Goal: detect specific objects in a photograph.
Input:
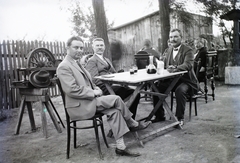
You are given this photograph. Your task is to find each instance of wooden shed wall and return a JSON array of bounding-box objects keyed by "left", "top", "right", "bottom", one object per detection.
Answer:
[{"left": 109, "top": 11, "right": 212, "bottom": 70}]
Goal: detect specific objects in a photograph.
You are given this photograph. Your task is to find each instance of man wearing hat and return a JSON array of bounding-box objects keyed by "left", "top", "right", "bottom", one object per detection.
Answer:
[{"left": 57, "top": 36, "right": 151, "bottom": 157}]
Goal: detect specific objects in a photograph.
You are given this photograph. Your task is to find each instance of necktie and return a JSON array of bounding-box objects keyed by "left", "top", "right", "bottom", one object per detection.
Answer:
[{"left": 76, "top": 61, "right": 94, "bottom": 89}]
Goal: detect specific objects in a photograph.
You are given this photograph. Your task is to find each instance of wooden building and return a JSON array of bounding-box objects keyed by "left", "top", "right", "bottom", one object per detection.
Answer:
[{"left": 108, "top": 10, "right": 212, "bottom": 70}]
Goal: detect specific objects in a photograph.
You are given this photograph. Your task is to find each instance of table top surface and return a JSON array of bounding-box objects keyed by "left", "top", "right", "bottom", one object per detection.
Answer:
[{"left": 95, "top": 69, "right": 187, "bottom": 84}]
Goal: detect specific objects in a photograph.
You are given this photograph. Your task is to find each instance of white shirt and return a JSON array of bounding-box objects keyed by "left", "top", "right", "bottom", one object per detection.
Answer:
[
  {"left": 194, "top": 51, "right": 198, "bottom": 59},
  {"left": 172, "top": 45, "right": 181, "bottom": 60}
]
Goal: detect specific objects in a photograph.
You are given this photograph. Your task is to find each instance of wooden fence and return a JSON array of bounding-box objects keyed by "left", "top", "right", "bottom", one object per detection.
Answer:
[{"left": 0, "top": 40, "right": 92, "bottom": 110}]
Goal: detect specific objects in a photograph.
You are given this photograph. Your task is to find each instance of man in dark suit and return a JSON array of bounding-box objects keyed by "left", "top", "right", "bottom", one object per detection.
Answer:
[
  {"left": 85, "top": 38, "right": 140, "bottom": 119},
  {"left": 57, "top": 36, "right": 150, "bottom": 157},
  {"left": 140, "top": 39, "right": 160, "bottom": 60},
  {"left": 152, "top": 29, "right": 199, "bottom": 126}
]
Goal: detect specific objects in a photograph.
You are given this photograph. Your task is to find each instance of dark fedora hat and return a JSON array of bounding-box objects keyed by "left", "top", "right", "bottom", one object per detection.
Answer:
[{"left": 29, "top": 70, "right": 51, "bottom": 88}]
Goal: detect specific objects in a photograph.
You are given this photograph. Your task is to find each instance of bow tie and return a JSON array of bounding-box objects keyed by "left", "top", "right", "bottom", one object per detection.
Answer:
[{"left": 173, "top": 48, "right": 178, "bottom": 51}]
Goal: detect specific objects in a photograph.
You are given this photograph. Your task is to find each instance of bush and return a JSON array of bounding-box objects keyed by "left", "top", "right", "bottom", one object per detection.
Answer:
[{"left": 227, "top": 49, "right": 240, "bottom": 66}]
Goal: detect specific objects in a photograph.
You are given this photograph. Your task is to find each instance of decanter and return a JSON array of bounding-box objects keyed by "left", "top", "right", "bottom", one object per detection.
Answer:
[{"left": 147, "top": 55, "right": 156, "bottom": 74}]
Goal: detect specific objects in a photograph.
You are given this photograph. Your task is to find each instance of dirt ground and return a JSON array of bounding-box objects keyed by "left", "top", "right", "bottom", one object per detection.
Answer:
[{"left": 1, "top": 81, "right": 240, "bottom": 163}]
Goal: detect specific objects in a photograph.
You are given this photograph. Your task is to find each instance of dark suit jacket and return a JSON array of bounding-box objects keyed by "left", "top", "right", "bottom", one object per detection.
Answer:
[
  {"left": 164, "top": 44, "right": 199, "bottom": 91},
  {"left": 194, "top": 47, "right": 207, "bottom": 72},
  {"left": 141, "top": 47, "right": 160, "bottom": 60}
]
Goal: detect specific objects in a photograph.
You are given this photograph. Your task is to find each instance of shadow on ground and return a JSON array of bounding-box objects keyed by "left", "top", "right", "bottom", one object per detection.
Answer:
[{"left": 1, "top": 81, "right": 240, "bottom": 163}]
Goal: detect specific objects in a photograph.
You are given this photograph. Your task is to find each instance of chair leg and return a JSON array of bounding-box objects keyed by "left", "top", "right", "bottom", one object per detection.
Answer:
[
  {"left": 189, "top": 98, "right": 192, "bottom": 121},
  {"left": 170, "top": 92, "right": 174, "bottom": 120},
  {"left": 194, "top": 98, "right": 198, "bottom": 116},
  {"left": 171, "top": 92, "right": 174, "bottom": 112},
  {"left": 144, "top": 85, "right": 148, "bottom": 101},
  {"left": 93, "top": 118, "right": 103, "bottom": 159},
  {"left": 99, "top": 117, "right": 109, "bottom": 148},
  {"left": 211, "top": 79, "right": 215, "bottom": 101},
  {"left": 49, "top": 99, "right": 65, "bottom": 128},
  {"left": 73, "top": 121, "right": 77, "bottom": 148},
  {"left": 66, "top": 124, "right": 71, "bottom": 159},
  {"left": 204, "top": 79, "right": 208, "bottom": 103}
]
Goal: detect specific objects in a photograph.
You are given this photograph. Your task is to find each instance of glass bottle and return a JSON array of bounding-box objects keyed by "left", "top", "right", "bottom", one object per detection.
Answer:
[{"left": 157, "top": 54, "right": 164, "bottom": 75}]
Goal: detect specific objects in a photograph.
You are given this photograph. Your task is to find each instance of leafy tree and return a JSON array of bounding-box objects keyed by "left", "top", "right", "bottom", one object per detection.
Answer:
[
  {"left": 195, "top": 0, "right": 240, "bottom": 48},
  {"left": 70, "top": 4, "right": 96, "bottom": 39},
  {"left": 69, "top": 1, "right": 114, "bottom": 41},
  {"left": 158, "top": 0, "right": 195, "bottom": 53}
]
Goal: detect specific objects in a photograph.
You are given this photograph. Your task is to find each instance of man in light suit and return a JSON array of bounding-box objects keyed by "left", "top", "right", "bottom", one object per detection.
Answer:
[
  {"left": 57, "top": 36, "right": 150, "bottom": 157},
  {"left": 85, "top": 38, "right": 140, "bottom": 119},
  {"left": 152, "top": 29, "right": 199, "bottom": 126}
]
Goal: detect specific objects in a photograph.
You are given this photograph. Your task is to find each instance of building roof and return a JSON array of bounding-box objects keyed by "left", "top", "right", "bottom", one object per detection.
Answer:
[
  {"left": 109, "top": 11, "right": 160, "bottom": 31},
  {"left": 109, "top": 9, "right": 211, "bottom": 31},
  {"left": 220, "top": 9, "right": 240, "bottom": 20}
]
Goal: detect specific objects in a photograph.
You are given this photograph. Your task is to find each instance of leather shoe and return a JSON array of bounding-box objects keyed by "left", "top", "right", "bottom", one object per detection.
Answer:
[
  {"left": 179, "top": 119, "right": 184, "bottom": 126},
  {"left": 151, "top": 117, "right": 166, "bottom": 123},
  {"left": 129, "top": 121, "right": 151, "bottom": 132},
  {"left": 115, "top": 148, "right": 141, "bottom": 157}
]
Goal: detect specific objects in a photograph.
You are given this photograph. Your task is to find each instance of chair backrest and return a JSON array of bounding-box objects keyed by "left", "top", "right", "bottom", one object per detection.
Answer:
[
  {"left": 56, "top": 77, "right": 66, "bottom": 107},
  {"left": 134, "top": 51, "right": 150, "bottom": 69},
  {"left": 206, "top": 51, "right": 217, "bottom": 77},
  {"left": 80, "top": 54, "right": 93, "bottom": 67},
  {"left": 55, "top": 77, "right": 71, "bottom": 122}
]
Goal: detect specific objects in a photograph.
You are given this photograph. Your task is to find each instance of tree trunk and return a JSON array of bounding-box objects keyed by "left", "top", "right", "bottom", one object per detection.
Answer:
[
  {"left": 92, "top": 0, "right": 111, "bottom": 60},
  {"left": 158, "top": 0, "right": 170, "bottom": 54}
]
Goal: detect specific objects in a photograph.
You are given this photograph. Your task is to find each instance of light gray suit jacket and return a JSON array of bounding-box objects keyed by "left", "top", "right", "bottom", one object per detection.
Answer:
[
  {"left": 56, "top": 55, "right": 98, "bottom": 121},
  {"left": 57, "top": 55, "right": 132, "bottom": 139}
]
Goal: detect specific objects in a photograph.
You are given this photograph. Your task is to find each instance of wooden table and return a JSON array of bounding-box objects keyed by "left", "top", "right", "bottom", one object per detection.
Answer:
[
  {"left": 95, "top": 69, "right": 187, "bottom": 145},
  {"left": 15, "top": 88, "right": 64, "bottom": 138}
]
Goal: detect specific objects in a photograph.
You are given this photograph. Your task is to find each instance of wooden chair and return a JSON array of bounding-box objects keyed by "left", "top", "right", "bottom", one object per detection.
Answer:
[
  {"left": 199, "top": 51, "right": 217, "bottom": 103},
  {"left": 56, "top": 78, "right": 108, "bottom": 159},
  {"left": 170, "top": 59, "right": 202, "bottom": 121},
  {"left": 134, "top": 51, "right": 152, "bottom": 101},
  {"left": 134, "top": 50, "right": 150, "bottom": 69}
]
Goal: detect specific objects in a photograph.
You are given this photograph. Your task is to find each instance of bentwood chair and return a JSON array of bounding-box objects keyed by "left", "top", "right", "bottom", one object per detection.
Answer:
[
  {"left": 170, "top": 59, "right": 202, "bottom": 121},
  {"left": 56, "top": 78, "right": 108, "bottom": 159}
]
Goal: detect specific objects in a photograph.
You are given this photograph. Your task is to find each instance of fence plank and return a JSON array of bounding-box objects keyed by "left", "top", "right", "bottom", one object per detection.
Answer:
[
  {"left": 49, "top": 42, "right": 56, "bottom": 96},
  {"left": 0, "top": 42, "right": 4, "bottom": 111},
  {"left": 11, "top": 40, "right": 20, "bottom": 107},
  {"left": 1, "top": 40, "right": 92, "bottom": 110},
  {"left": 42, "top": 41, "right": 46, "bottom": 48},
  {"left": 2, "top": 41, "right": 9, "bottom": 109},
  {"left": 15, "top": 41, "right": 23, "bottom": 81},
  {"left": 7, "top": 41, "right": 14, "bottom": 109},
  {"left": 19, "top": 41, "right": 24, "bottom": 68}
]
